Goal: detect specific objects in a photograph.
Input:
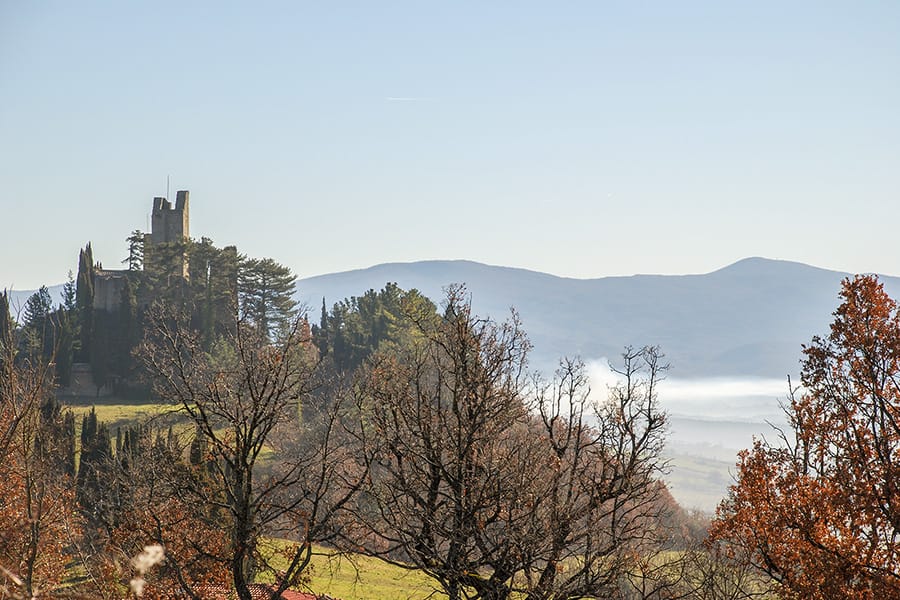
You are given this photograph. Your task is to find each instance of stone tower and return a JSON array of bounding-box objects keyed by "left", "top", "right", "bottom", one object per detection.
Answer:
[
  {"left": 148, "top": 190, "right": 190, "bottom": 278},
  {"left": 150, "top": 190, "right": 190, "bottom": 244}
]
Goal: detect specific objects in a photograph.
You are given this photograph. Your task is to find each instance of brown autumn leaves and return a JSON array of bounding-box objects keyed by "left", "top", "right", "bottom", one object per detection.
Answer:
[{"left": 709, "top": 275, "right": 900, "bottom": 598}]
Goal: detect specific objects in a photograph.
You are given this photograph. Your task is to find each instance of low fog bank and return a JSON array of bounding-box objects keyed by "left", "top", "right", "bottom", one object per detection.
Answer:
[
  {"left": 585, "top": 358, "right": 793, "bottom": 512},
  {"left": 586, "top": 358, "right": 790, "bottom": 422}
]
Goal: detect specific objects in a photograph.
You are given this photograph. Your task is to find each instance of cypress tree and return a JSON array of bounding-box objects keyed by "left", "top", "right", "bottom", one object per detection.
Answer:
[
  {"left": 0, "top": 290, "right": 12, "bottom": 370},
  {"left": 54, "top": 308, "right": 75, "bottom": 386},
  {"left": 75, "top": 243, "right": 94, "bottom": 362},
  {"left": 312, "top": 297, "right": 329, "bottom": 357},
  {"left": 76, "top": 408, "right": 113, "bottom": 521},
  {"left": 63, "top": 412, "right": 76, "bottom": 477},
  {"left": 52, "top": 271, "right": 79, "bottom": 386}
]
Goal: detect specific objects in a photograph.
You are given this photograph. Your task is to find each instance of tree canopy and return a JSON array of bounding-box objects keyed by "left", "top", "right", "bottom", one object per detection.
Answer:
[
  {"left": 711, "top": 274, "right": 900, "bottom": 599},
  {"left": 237, "top": 256, "right": 297, "bottom": 340}
]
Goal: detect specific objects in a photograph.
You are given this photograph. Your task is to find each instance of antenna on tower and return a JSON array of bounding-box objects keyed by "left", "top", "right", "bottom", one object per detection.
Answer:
[{"left": 166, "top": 175, "right": 170, "bottom": 200}]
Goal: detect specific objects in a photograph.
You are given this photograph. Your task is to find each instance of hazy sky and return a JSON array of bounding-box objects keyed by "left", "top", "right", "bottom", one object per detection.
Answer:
[{"left": 2, "top": 1, "right": 898, "bottom": 290}]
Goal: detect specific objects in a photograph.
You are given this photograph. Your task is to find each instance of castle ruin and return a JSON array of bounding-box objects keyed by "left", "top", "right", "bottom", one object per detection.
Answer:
[
  {"left": 92, "top": 191, "right": 192, "bottom": 311},
  {"left": 151, "top": 191, "right": 190, "bottom": 245},
  {"left": 148, "top": 190, "right": 190, "bottom": 278}
]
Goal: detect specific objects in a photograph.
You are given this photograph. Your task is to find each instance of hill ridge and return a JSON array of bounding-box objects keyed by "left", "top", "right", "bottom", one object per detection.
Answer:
[
  {"left": 10, "top": 257, "right": 898, "bottom": 380},
  {"left": 294, "top": 257, "right": 900, "bottom": 379}
]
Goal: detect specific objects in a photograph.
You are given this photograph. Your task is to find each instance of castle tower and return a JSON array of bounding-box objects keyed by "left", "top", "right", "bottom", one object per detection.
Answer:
[
  {"left": 150, "top": 190, "right": 190, "bottom": 244},
  {"left": 148, "top": 190, "right": 190, "bottom": 279}
]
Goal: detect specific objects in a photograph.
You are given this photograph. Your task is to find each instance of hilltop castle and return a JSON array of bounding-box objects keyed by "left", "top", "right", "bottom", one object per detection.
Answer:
[{"left": 93, "top": 191, "right": 191, "bottom": 311}]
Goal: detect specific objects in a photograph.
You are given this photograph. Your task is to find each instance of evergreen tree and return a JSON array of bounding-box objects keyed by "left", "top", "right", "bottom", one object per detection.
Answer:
[
  {"left": 123, "top": 230, "right": 145, "bottom": 271},
  {"left": 76, "top": 408, "right": 113, "bottom": 522},
  {"left": 188, "top": 425, "right": 207, "bottom": 467},
  {"left": 23, "top": 286, "right": 53, "bottom": 329},
  {"left": 0, "top": 290, "right": 11, "bottom": 346},
  {"left": 54, "top": 307, "right": 76, "bottom": 386},
  {"left": 62, "top": 412, "right": 76, "bottom": 477},
  {"left": 23, "top": 286, "right": 56, "bottom": 362},
  {"left": 52, "top": 272, "right": 79, "bottom": 385},
  {"left": 36, "top": 395, "right": 76, "bottom": 478},
  {"left": 114, "top": 277, "right": 138, "bottom": 378},
  {"left": 323, "top": 283, "right": 437, "bottom": 371},
  {"left": 311, "top": 297, "right": 329, "bottom": 357},
  {"left": 187, "top": 238, "right": 238, "bottom": 347},
  {"left": 143, "top": 238, "right": 189, "bottom": 303},
  {"left": 0, "top": 291, "right": 12, "bottom": 377},
  {"left": 75, "top": 243, "right": 94, "bottom": 362},
  {"left": 237, "top": 256, "right": 297, "bottom": 340},
  {"left": 62, "top": 270, "right": 77, "bottom": 312}
]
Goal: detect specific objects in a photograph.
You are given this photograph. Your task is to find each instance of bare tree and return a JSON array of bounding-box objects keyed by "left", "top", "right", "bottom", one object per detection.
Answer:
[
  {"left": 518, "top": 349, "right": 675, "bottom": 600},
  {"left": 352, "top": 285, "right": 683, "bottom": 600},
  {"left": 138, "top": 304, "right": 367, "bottom": 600},
  {"left": 352, "top": 287, "right": 532, "bottom": 600}
]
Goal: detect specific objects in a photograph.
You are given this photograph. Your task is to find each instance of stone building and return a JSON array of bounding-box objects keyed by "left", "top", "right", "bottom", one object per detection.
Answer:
[
  {"left": 92, "top": 268, "right": 131, "bottom": 312},
  {"left": 150, "top": 190, "right": 190, "bottom": 245},
  {"left": 92, "top": 191, "right": 192, "bottom": 311}
]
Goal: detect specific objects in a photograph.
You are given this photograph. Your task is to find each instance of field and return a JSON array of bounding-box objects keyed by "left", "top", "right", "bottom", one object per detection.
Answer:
[{"left": 261, "top": 541, "right": 443, "bottom": 600}]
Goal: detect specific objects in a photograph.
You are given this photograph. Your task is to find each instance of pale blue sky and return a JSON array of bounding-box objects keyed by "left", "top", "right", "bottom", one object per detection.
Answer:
[{"left": 1, "top": 1, "right": 899, "bottom": 290}]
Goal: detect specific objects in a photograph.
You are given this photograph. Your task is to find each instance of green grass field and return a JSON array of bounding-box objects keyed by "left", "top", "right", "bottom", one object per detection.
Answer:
[{"left": 260, "top": 541, "right": 444, "bottom": 600}]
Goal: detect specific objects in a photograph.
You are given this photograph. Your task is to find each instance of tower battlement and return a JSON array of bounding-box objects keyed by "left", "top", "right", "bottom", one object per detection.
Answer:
[
  {"left": 151, "top": 190, "right": 190, "bottom": 245},
  {"left": 148, "top": 190, "right": 190, "bottom": 279}
]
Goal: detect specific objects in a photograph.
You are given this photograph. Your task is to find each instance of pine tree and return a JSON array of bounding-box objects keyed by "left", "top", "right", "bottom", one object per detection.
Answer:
[
  {"left": 123, "top": 230, "right": 145, "bottom": 271},
  {"left": 62, "top": 270, "right": 76, "bottom": 312},
  {"left": 23, "top": 286, "right": 55, "bottom": 360},
  {"left": 237, "top": 256, "right": 297, "bottom": 340}
]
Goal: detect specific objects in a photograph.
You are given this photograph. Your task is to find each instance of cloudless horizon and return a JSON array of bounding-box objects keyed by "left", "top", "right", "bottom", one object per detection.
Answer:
[{"left": 2, "top": 1, "right": 899, "bottom": 290}]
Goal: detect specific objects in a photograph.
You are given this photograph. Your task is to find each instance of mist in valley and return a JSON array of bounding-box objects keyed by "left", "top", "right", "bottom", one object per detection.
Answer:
[{"left": 586, "top": 358, "right": 792, "bottom": 511}]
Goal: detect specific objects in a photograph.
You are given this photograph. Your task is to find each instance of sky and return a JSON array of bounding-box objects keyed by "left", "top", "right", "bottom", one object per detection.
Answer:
[{"left": 1, "top": 1, "right": 899, "bottom": 290}]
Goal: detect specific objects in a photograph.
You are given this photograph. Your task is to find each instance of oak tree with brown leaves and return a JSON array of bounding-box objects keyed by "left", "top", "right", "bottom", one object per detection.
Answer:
[{"left": 711, "top": 275, "right": 900, "bottom": 599}]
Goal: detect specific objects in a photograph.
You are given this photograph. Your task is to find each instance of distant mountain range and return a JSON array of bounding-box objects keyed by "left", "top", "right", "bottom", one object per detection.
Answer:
[
  {"left": 294, "top": 257, "right": 900, "bottom": 379},
  {"left": 10, "top": 258, "right": 897, "bottom": 380}
]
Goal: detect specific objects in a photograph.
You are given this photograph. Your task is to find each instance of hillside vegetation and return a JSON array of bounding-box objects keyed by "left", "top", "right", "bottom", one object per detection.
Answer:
[{"left": 4, "top": 229, "right": 899, "bottom": 599}]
